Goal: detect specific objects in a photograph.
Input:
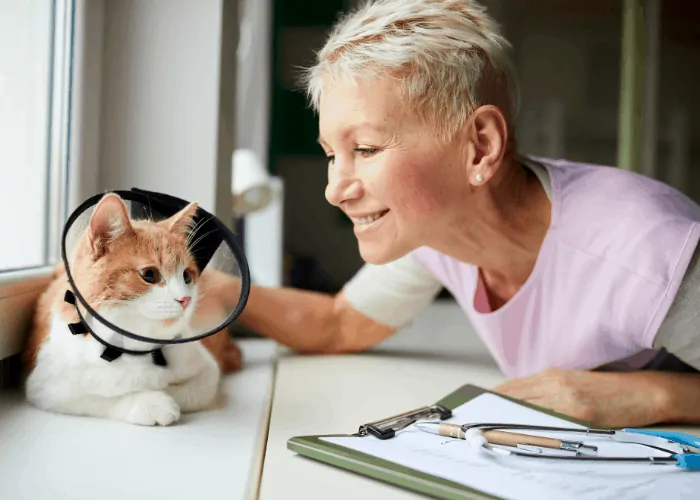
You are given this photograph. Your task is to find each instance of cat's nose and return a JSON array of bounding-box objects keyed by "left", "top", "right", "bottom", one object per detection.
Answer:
[{"left": 176, "top": 296, "right": 192, "bottom": 309}]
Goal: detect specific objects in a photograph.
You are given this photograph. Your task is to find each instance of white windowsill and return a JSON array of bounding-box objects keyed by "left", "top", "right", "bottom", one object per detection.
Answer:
[
  {"left": 0, "top": 338, "right": 278, "bottom": 500},
  {"left": 0, "top": 265, "right": 54, "bottom": 292}
]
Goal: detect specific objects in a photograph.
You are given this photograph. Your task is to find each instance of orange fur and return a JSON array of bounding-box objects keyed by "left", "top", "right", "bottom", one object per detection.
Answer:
[
  {"left": 23, "top": 193, "right": 243, "bottom": 375},
  {"left": 22, "top": 270, "right": 78, "bottom": 374}
]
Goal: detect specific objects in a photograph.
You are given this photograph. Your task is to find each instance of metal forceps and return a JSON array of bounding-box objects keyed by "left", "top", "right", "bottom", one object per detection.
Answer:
[{"left": 460, "top": 423, "right": 700, "bottom": 470}]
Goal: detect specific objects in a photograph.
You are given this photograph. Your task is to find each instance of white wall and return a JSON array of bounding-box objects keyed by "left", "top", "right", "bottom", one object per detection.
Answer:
[
  {"left": 99, "top": 0, "right": 237, "bottom": 223},
  {"left": 0, "top": 1, "right": 53, "bottom": 271}
]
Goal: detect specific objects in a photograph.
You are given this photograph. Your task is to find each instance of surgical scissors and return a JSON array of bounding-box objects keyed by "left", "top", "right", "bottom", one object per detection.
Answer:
[{"left": 459, "top": 423, "right": 700, "bottom": 470}]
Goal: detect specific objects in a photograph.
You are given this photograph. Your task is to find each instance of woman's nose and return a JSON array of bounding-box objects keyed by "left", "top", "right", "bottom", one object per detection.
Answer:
[{"left": 325, "top": 163, "right": 363, "bottom": 206}]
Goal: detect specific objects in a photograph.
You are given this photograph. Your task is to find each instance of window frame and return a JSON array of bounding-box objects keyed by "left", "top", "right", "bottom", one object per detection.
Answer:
[
  {"left": 0, "top": 0, "right": 99, "bottom": 362},
  {"left": 45, "top": 0, "right": 76, "bottom": 265}
]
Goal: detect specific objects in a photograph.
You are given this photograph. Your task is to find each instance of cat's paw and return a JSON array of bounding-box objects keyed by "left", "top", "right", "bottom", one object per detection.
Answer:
[{"left": 121, "top": 391, "right": 181, "bottom": 426}]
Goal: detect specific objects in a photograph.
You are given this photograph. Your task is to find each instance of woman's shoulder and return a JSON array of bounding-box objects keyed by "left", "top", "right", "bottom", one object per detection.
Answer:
[
  {"left": 535, "top": 156, "right": 700, "bottom": 229},
  {"left": 539, "top": 156, "right": 700, "bottom": 283},
  {"left": 543, "top": 156, "right": 700, "bottom": 219}
]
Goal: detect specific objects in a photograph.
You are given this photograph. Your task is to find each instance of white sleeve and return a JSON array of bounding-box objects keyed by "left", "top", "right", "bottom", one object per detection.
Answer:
[{"left": 341, "top": 253, "right": 444, "bottom": 329}]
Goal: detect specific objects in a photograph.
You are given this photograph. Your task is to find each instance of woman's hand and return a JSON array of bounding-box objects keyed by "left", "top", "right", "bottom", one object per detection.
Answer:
[{"left": 491, "top": 368, "right": 675, "bottom": 428}]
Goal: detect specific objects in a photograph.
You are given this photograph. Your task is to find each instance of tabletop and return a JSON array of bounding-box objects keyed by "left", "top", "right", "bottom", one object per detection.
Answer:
[
  {"left": 3, "top": 301, "right": 699, "bottom": 499},
  {"left": 257, "top": 301, "right": 700, "bottom": 499},
  {"left": 0, "top": 338, "right": 277, "bottom": 500},
  {"left": 257, "top": 301, "right": 507, "bottom": 499}
]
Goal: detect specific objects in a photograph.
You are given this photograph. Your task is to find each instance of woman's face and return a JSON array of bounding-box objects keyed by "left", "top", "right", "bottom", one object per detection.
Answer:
[{"left": 318, "top": 77, "right": 472, "bottom": 265}]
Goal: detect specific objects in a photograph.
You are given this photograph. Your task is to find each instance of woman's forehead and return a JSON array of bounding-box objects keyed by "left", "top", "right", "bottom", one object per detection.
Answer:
[{"left": 318, "top": 77, "right": 410, "bottom": 143}]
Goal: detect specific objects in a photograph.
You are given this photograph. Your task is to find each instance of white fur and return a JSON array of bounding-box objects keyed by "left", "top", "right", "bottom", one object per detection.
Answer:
[
  {"left": 91, "top": 264, "right": 199, "bottom": 349},
  {"left": 25, "top": 271, "right": 220, "bottom": 426}
]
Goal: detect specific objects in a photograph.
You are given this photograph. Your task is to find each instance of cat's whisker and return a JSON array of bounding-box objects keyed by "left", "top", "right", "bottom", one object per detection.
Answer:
[
  {"left": 185, "top": 221, "right": 202, "bottom": 247},
  {"left": 186, "top": 215, "right": 215, "bottom": 247},
  {"left": 190, "top": 248, "right": 213, "bottom": 261},
  {"left": 188, "top": 225, "right": 217, "bottom": 247},
  {"left": 188, "top": 229, "right": 218, "bottom": 253}
]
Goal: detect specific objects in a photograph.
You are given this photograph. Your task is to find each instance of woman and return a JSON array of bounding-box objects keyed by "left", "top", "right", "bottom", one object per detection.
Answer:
[{"left": 234, "top": 0, "right": 700, "bottom": 428}]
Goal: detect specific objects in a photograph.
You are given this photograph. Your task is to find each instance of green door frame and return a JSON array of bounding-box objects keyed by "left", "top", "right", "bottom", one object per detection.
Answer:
[{"left": 617, "top": 0, "right": 660, "bottom": 174}]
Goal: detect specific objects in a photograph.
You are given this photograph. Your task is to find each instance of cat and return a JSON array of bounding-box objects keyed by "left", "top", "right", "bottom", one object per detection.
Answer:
[{"left": 22, "top": 192, "right": 243, "bottom": 426}]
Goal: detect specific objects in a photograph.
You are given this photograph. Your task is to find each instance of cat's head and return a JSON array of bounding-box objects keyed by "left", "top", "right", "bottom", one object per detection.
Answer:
[{"left": 69, "top": 193, "right": 201, "bottom": 338}]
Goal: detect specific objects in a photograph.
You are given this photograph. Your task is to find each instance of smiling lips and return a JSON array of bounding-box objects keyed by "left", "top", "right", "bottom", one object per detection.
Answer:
[{"left": 349, "top": 209, "right": 389, "bottom": 225}]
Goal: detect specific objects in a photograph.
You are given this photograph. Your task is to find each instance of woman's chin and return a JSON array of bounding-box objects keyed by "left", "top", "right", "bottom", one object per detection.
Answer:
[{"left": 358, "top": 242, "right": 411, "bottom": 266}]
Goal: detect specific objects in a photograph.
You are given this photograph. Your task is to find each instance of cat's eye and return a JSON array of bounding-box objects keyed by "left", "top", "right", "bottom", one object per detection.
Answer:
[
  {"left": 138, "top": 267, "right": 161, "bottom": 284},
  {"left": 183, "top": 269, "right": 193, "bottom": 284}
]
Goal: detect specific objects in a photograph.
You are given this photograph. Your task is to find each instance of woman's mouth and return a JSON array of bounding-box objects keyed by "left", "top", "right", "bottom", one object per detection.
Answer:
[{"left": 350, "top": 210, "right": 389, "bottom": 225}]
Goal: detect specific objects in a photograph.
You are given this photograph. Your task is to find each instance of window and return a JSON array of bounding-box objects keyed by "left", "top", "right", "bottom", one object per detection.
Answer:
[
  {"left": 0, "top": 0, "right": 73, "bottom": 273},
  {"left": 653, "top": 0, "right": 700, "bottom": 201},
  {"left": 488, "top": 0, "right": 624, "bottom": 166},
  {"left": 0, "top": 0, "right": 75, "bottom": 363}
]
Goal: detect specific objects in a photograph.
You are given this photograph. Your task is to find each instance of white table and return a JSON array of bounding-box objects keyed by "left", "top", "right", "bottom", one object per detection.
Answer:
[
  {"left": 257, "top": 302, "right": 700, "bottom": 499},
  {"left": 257, "top": 302, "right": 507, "bottom": 499},
  {"left": 5, "top": 302, "right": 698, "bottom": 499},
  {"left": 0, "top": 338, "right": 277, "bottom": 500}
]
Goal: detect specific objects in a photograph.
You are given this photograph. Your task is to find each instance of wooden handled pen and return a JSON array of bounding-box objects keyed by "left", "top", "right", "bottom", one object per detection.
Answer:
[{"left": 414, "top": 422, "right": 598, "bottom": 455}]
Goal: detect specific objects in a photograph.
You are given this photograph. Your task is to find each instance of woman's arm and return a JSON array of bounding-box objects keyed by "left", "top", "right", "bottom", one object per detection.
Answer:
[
  {"left": 645, "top": 370, "right": 700, "bottom": 425},
  {"left": 202, "top": 253, "right": 443, "bottom": 354},
  {"left": 493, "top": 367, "right": 700, "bottom": 427},
  {"left": 236, "top": 285, "right": 397, "bottom": 353}
]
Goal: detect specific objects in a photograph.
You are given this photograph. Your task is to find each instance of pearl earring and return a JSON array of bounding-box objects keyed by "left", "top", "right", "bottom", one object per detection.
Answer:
[{"left": 475, "top": 173, "right": 483, "bottom": 183}]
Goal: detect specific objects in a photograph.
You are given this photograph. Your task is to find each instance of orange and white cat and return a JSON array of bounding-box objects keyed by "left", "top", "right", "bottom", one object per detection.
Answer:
[{"left": 23, "top": 192, "right": 243, "bottom": 426}]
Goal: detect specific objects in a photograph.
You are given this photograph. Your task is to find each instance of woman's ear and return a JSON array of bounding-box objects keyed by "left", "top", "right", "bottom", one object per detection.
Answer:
[{"left": 464, "top": 105, "right": 509, "bottom": 186}]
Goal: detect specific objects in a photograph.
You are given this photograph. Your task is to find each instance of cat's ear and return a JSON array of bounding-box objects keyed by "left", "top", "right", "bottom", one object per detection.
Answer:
[
  {"left": 88, "top": 193, "right": 132, "bottom": 257},
  {"left": 164, "top": 202, "right": 198, "bottom": 237}
]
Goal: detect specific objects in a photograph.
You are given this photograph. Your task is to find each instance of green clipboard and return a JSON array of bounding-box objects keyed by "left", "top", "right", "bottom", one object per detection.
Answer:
[{"left": 287, "top": 384, "right": 595, "bottom": 500}]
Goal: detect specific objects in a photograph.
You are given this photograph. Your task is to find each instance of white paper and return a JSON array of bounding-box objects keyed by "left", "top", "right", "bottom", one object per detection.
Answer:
[{"left": 322, "top": 394, "right": 699, "bottom": 499}]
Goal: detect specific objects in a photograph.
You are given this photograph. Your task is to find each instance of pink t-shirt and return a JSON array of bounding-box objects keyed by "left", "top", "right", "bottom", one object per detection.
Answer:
[{"left": 411, "top": 157, "right": 700, "bottom": 378}]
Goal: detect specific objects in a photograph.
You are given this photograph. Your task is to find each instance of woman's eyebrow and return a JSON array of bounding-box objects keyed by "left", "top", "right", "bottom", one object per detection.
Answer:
[
  {"left": 318, "top": 123, "right": 389, "bottom": 146},
  {"left": 343, "top": 122, "right": 388, "bottom": 136}
]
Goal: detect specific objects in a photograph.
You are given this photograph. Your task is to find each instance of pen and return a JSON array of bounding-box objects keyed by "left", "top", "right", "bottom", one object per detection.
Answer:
[{"left": 414, "top": 422, "right": 598, "bottom": 455}]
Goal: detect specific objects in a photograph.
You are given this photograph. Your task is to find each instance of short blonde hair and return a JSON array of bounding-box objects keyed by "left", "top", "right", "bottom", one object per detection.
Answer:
[{"left": 301, "top": 0, "right": 519, "bottom": 141}]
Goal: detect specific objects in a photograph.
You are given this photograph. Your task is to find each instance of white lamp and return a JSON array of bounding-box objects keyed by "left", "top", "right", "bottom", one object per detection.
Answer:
[
  {"left": 231, "top": 148, "right": 274, "bottom": 215},
  {"left": 231, "top": 147, "right": 284, "bottom": 287}
]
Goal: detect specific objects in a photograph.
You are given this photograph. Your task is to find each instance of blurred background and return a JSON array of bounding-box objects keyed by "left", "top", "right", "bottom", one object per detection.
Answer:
[
  {"left": 270, "top": 0, "right": 700, "bottom": 294},
  {"left": 2, "top": 3, "right": 697, "bottom": 493},
  {"left": 0, "top": 0, "right": 699, "bottom": 310}
]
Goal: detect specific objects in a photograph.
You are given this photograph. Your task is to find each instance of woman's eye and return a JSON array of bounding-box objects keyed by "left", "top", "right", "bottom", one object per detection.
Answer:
[
  {"left": 326, "top": 155, "right": 335, "bottom": 165},
  {"left": 183, "top": 269, "right": 193, "bottom": 284},
  {"left": 355, "top": 148, "right": 378, "bottom": 157},
  {"left": 138, "top": 267, "right": 161, "bottom": 284}
]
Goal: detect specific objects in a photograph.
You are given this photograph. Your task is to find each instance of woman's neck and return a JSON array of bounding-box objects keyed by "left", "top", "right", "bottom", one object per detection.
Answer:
[{"left": 431, "top": 156, "right": 552, "bottom": 294}]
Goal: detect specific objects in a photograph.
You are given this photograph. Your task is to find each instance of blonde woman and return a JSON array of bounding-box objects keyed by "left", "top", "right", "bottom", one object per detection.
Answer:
[{"left": 234, "top": 0, "right": 700, "bottom": 428}]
